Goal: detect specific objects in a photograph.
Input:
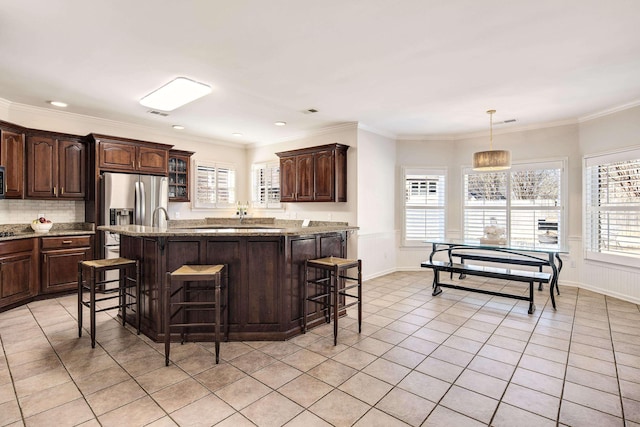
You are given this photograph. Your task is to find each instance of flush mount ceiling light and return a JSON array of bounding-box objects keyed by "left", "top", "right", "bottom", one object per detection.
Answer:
[
  {"left": 172, "top": 125, "right": 184, "bottom": 130},
  {"left": 48, "top": 100, "right": 67, "bottom": 108},
  {"left": 274, "top": 121, "right": 287, "bottom": 126},
  {"left": 139, "top": 77, "right": 211, "bottom": 111},
  {"left": 232, "top": 132, "right": 243, "bottom": 137},
  {"left": 472, "top": 109, "right": 511, "bottom": 171}
]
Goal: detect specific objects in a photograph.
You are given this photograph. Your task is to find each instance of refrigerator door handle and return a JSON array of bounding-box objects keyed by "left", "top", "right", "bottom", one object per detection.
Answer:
[
  {"left": 139, "top": 181, "right": 146, "bottom": 225},
  {"left": 134, "top": 181, "right": 141, "bottom": 224}
]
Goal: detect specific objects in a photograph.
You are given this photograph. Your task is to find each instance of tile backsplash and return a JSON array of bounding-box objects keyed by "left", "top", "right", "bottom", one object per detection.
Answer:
[{"left": 0, "top": 200, "right": 85, "bottom": 225}]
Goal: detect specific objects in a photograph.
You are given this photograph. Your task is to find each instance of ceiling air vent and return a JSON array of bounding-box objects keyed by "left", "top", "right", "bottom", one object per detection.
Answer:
[{"left": 147, "top": 110, "right": 169, "bottom": 117}]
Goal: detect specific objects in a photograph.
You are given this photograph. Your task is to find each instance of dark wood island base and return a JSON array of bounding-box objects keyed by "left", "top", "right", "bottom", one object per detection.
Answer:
[{"left": 107, "top": 224, "right": 355, "bottom": 342}]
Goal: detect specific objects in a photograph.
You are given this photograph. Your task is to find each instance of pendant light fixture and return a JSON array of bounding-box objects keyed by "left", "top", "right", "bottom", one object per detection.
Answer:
[{"left": 472, "top": 109, "right": 511, "bottom": 171}]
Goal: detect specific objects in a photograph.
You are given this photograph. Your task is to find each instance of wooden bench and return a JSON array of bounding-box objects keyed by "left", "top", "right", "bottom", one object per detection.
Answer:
[
  {"left": 421, "top": 260, "right": 552, "bottom": 314},
  {"left": 451, "top": 252, "right": 550, "bottom": 291}
]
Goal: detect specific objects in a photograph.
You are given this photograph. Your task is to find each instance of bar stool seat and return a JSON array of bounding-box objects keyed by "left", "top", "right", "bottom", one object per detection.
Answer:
[
  {"left": 165, "top": 264, "right": 229, "bottom": 365},
  {"left": 78, "top": 257, "right": 140, "bottom": 348},
  {"left": 303, "top": 256, "right": 362, "bottom": 345}
]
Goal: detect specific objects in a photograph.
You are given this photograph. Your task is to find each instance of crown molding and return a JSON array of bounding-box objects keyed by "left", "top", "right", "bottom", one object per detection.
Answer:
[
  {"left": 6, "top": 100, "right": 244, "bottom": 148},
  {"left": 579, "top": 99, "right": 640, "bottom": 123},
  {"left": 247, "top": 122, "right": 358, "bottom": 148},
  {"left": 357, "top": 122, "right": 397, "bottom": 139}
]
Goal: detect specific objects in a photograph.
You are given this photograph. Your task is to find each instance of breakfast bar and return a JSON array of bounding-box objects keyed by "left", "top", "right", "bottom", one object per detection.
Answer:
[{"left": 99, "top": 219, "right": 357, "bottom": 342}]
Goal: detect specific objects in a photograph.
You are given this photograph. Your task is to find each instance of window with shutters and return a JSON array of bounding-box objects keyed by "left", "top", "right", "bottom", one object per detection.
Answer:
[
  {"left": 463, "top": 159, "right": 565, "bottom": 248},
  {"left": 403, "top": 167, "right": 446, "bottom": 246},
  {"left": 193, "top": 161, "right": 236, "bottom": 208},
  {"left": 584, "top": 147, "right": 640, "bottom": 264},
  {"left": 251, "top": 162, "right": 281, "bottom": 209}
]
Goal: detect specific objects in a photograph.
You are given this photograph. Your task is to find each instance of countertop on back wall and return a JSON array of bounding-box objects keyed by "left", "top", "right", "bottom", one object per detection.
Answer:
[{"left": 0, "top": 222, "right": 95, "bottom": 242}]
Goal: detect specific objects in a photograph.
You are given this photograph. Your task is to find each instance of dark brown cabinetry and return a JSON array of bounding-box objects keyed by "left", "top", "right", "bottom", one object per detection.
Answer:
[
  {"left": 0, "top": 239, "right": 38, "bottom": 310},
  {"left": 0, "top": 122, "right": 25, "bottom": 199},
  {"left": 40, "top": 235, "right": 92, "bottom": 294},
  {"left": 168, "top": 149, "right": 193, "bottom": 202},
  {"left": 26, "top": 134, "right": 86, "bottom": 199},
  {"left": 276, "top": 143, "right": 348, "bottom": 202},
  {"left": 92, "top": 136, "right": 169, "bottom": 175}
]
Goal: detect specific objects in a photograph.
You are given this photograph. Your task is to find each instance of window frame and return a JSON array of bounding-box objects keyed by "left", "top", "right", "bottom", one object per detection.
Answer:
[
  {"left": 192, "top": 160, "right": 237, "bottom": 209},
  {"left": 584, "top": 146, "right": 640, "bottom": 266},
  {"left": 402, "top": 166, "right": 447, "bottom": 247},
  {"left": 251, "top": 161, "right": 282, "bottom": 210},
  {"left": 462, "top": 158, "right": 568, "bottom": 249}
]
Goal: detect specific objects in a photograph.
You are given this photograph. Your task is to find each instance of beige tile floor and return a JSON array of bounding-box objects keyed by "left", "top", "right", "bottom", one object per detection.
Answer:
[{"left": 1, "top": 271, "right": 640, "bottom": 426}]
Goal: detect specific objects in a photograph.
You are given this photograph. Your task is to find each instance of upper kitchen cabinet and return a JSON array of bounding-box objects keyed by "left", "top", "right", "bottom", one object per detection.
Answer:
[
  {"left": 0, "top": 121, "right": 25, "bottom": 199},
  {"left": 26, "top": 132, "right": 86, "bottom": 200},
  {"left": 168, "top": 149, "right": 193, "bottom": 202},
  {"left": 88, "top": 134, "right": 171, "bottom": 175},
  {"left": 276, "top": 143, "right": 348, "bottom": 202}
]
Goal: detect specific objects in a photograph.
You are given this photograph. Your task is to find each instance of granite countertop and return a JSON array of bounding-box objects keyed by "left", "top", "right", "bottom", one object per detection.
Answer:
[
  {"left": 99, "top": 218, "right": 357, "bottom": 237},
  {"left": 0, "top": 222, "right": 95, "bottom": 242}
]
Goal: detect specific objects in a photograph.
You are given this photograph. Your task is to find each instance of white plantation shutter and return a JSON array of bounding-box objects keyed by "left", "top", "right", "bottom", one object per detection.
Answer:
[
  {"left": 463, "top": 160, "right": 564, "bottom": 248},
  {"left": 403, "top": 167, "right": 446, "bottom": 245},
  {"left": 252, "top": 162, "right": 281, "bottom": 208},
  {"left": 585, "top": 148, "right": 640, "bottom": 263},
  {"left": 194, "top": 161, "right": 236, "bottom": 208}
]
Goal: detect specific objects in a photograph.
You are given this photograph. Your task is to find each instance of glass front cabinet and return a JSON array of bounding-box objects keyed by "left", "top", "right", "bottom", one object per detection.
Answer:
[{"left": 168, "top": 149, "right": 193, "bottom": 202}]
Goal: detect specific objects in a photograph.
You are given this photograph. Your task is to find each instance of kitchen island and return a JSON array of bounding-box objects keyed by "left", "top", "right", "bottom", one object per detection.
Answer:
[{"left": 99, "top": 219, "right": 357, "bottom": 342}]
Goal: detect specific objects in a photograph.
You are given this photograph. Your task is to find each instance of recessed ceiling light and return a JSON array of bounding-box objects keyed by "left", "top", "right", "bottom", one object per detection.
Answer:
[
  {"left": 232, "top": 132, "right": 243, "bottom": 137},
  {"left": 274, "top": 121, "right": 287, "bottom": 126},
  {"left": 48, "top": 101, "right": 67, "bottom": 108},
  {"left": 172, "top": 125, "right": 185, "bottom": 130},
  {"left": 139, "top": 77, "right": 212, "bottom": 111}
]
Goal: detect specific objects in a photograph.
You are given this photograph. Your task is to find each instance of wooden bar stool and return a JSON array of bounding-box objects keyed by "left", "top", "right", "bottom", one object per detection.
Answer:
[
  {"left": 77, "top": 258, "right": 140, "bottom": 348},
  {"left": 303, "top": 256, "right": 362, "bottom": 345},
  {"left": 165, "top": 264, "right": 229, "bottom": 365}
]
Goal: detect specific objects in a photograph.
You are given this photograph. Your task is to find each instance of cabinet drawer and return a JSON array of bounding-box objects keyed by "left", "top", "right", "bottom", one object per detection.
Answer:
[{"left": 41, "top": 235, "right": 91, "bottom": 249}]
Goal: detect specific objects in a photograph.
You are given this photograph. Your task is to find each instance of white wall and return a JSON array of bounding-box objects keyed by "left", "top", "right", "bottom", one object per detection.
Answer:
[
  {"left": 577, "top": 105, "right": 640, "bottom": 303},
  {"left": 356, "top": 128, "right": 396, "bottom": 279}
]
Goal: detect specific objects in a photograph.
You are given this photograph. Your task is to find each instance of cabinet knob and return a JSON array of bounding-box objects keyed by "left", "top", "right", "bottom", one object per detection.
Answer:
[
  {"left": 53, "top": 186, "right": 57, "bottom": 196},
  {"left": 60, "top": 187, "right": 64, "bottom": 195}
]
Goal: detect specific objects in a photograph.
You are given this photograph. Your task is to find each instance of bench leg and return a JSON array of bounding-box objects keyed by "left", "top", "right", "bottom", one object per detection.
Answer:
[
  {"left": 432, "top": 270, "right": 442, "bottom": 296},
  {"left": 528, "top": 281, "right": 535, "bottom": 314}
]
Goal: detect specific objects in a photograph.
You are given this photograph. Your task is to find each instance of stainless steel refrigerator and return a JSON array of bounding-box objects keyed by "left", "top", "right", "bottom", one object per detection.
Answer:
[{"left": 102, "top": 172, "right": 168, "bottom": 283}]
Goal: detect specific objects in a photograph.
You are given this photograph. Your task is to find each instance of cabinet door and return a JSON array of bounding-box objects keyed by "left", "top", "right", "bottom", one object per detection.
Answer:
[
  {"left": 26, "top": 135, "right": 57, "bottom": 198},
  {"left": 137, "top": 146, "right": 168, "bottom": 174},
  {"left": 99, "top": 141, "right": 136, "bottom": 172},
  {"left": 313, "top": 149, "right": 335, "bottom": 202},
  {"left": 0, "top": 130, "right": 24, "bottom": 198},
  {"left": 0, "top": 239, "right": 37, "bottom": 309},
  {"left": 168, "top": 154, "right": 190, "bottom": 202},
  {"left": 279, "top": 156, "right": 297, "bottom": 202},
  {"left": 41, "top": 247, "right": 91, "bottom": 294},
  {"left": 58, "top": 139, "right": 86, "bottom": 199},
  {"left": 296, "top": 154, "right": 315, "bottom": 201}
]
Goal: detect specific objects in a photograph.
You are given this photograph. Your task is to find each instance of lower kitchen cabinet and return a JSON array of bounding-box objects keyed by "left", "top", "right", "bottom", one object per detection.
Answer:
[
  {"left": 0, "top": 239, "right": 38, "bottom": 310},
  {"left": 40, "top": 235, "right": 93, "bottom": 294}
]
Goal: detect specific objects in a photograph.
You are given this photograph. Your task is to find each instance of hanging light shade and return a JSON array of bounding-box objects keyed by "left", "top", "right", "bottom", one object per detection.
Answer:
[{"left": 472, "top": 109, "right": 511, "bottom": 171}]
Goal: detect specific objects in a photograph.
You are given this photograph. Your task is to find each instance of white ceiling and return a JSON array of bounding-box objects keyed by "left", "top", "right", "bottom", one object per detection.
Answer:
[{"left": 2, "top": 0, "right": 640, "bottom": 145}]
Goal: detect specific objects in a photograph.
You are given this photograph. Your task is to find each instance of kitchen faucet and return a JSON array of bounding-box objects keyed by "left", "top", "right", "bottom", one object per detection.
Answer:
[{"left": 152, "top": 206, "right": 169, "bottom": 228}]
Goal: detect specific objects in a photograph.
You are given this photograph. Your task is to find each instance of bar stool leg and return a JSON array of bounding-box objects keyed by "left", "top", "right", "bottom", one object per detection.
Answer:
[
  {"left": 89, "top": 266, "right": 96, "bottom": 348},
  {"left": 135, "top": 261, "right": 141, "bottom": 335},
  {"left": 77, "top": 263, "right": 83, "bottom": 338},
  {"left": 165, "top": 272, "right": 171, "bottom": 366},
  {"left": 224, "top": 265, "right": 230, "bottom": 341},
  {"left": 215, "top": 279, "right": 221, "bottom": 363},
  {"left": 358, "top": 260, "right": 362, "bottom": 333},
  {"left": 302, "top": 261, "right": 308, "bottom": 333},
  {"left": 333, "top": 264, "right": 339, "bottom": 346},
  {"left": 120, "top": 266, "right": 126, "bottom": 328}
]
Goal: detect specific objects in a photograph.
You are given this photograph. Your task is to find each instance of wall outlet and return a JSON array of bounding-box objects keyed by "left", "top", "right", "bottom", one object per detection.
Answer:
[
  {"left": 328, "top": 213, "right": 333, "bottom": 220},
  {"left": 174, "top": 212, "right": 180, "bottom": 219},
  {"left": 570, "top": 259, "right": 576, "bottom": 268}
]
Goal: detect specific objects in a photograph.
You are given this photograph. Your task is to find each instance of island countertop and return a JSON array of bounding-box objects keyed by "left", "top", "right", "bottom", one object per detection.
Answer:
[{"left": 98, "top": 218, "right": 358, "bottom": 237}]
